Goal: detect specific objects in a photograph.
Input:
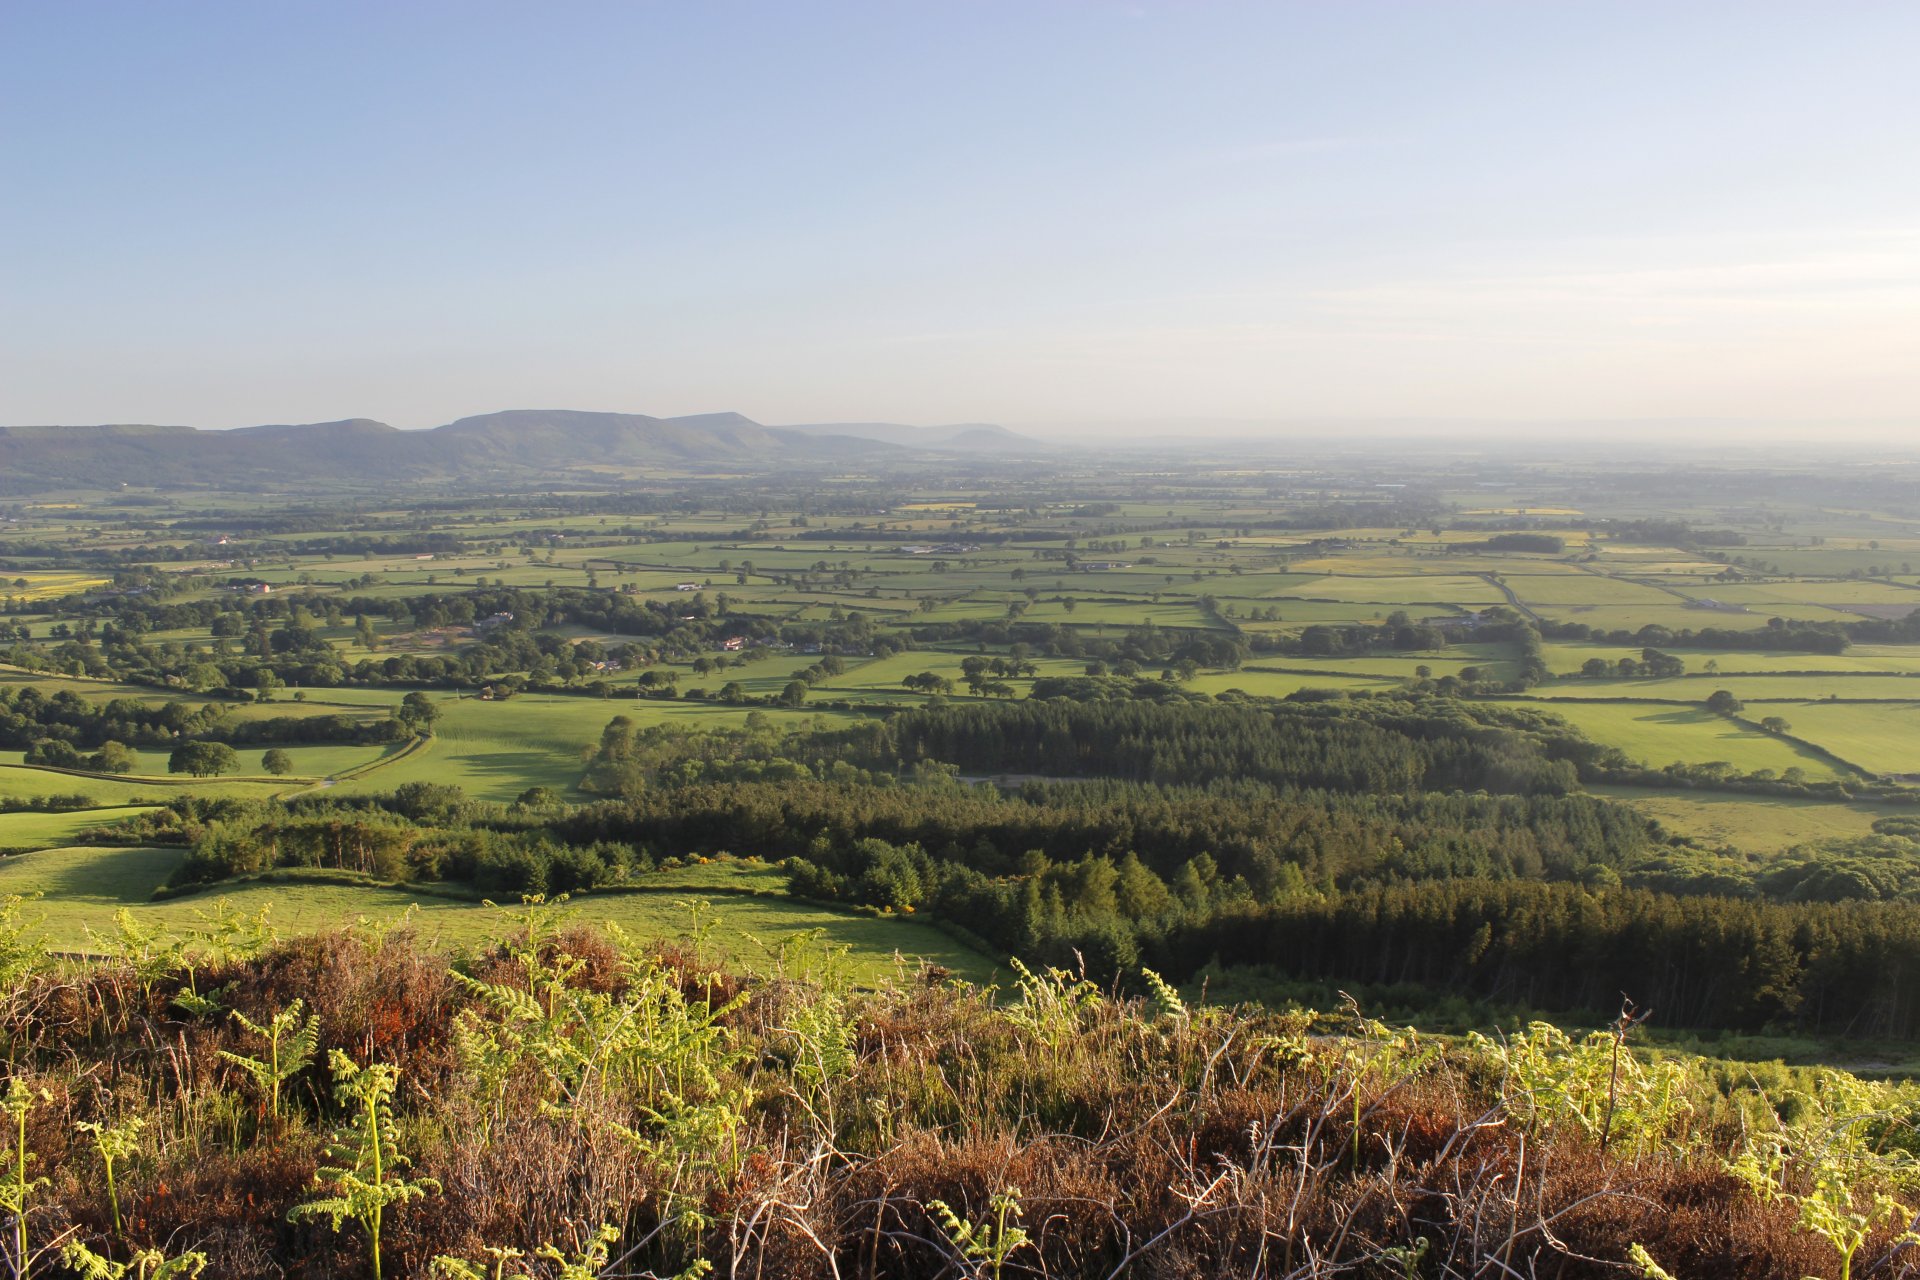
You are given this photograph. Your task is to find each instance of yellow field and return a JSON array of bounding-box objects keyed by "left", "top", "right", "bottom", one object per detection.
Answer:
[{"left": 1, "top": 572, "right": 111, "bottom": 600}]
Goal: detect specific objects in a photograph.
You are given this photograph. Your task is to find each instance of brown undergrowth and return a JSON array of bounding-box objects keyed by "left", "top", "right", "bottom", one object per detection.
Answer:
[{"left": 1, "top": 908, "right": 1913, "bottom": 1279}]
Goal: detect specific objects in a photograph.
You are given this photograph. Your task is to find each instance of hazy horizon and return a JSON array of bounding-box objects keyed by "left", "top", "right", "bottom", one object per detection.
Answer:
[
  {"left": 4, "top": 2, "right": 1917, "bottom": 437},
  {"left": 12, "top": 409, "right": 1920, "bottom": 453}
]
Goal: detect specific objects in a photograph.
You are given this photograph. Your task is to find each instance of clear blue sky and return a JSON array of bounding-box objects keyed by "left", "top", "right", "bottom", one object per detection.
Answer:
[{"left": 3, "top": 2, "right": 1916, "bottom": 435}]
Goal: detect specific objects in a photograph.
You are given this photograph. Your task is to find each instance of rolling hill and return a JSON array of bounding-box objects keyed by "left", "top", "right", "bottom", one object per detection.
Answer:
[
  {"left": 0, "top": 410, "right": 930, "bottom": 491},
  {"left": 775, "top": 420, "right": 1051, "bottom": 450}
]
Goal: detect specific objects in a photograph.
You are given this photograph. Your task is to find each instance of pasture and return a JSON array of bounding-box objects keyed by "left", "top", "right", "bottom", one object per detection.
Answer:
[
  {"left": 1769, "top": 702, "right": 1920, "bottom": 777},
  {"left": 1516, "top": 701, "right": 1852, "bottom": 779},
  {"left": 326, "top": 694, "right": 864, "bottom": 803},
  {"left": 1589, "top": 786, "right": 1898, "bottom": 854},
  {"left": 0, "top": 846, "right": 997, "bottom": 981}
]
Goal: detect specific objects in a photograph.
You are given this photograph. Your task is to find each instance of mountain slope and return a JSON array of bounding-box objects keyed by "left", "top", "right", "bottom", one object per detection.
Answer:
[
  {"left": 777, "top": 421, "right": 1051, "bottom": 450},
  {"left": 0, "top": 410, "right": 915, "bottom": 491}
]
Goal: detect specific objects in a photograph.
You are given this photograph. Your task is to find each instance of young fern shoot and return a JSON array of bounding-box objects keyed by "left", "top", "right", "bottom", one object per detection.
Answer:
[
  {"left": 59, "top": 1241, "right": 209, "bottom": 1279},
  {"left": 75, "top": 1115, "right": 145, "bottom": 1236},
  {"left": 926, "top": 1187, "right": 1032, "bottom": 1280},
  {"left": 289, "top": 1051, "right": 439, "bottom": 1280},
  {"left": 219, "top": 998, "right": 320, "bottom": 1123},
  {"left": 3, "top": 1078, "right": 54, "bottom": 1280}
]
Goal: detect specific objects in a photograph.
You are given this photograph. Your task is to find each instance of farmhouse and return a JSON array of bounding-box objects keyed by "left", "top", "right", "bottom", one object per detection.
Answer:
[
  {"left": 676, "top": 582, "right": 702, "bottom": 591},
  {"left": 1421, "top": 611, "right": 1490, "bottom": 630}
]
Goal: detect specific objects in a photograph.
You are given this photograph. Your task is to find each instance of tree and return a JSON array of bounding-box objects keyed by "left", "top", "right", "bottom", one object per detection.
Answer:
[
  {"left": 170, "top": 741, "right": 239, "bottom": 778},
  {"left": 396, "top": 691, "right": 440, "bottom": 736},
  {"left": 778, "top": 680, "right": 808, "bottom": 707},
  {"left": 1705, "top": 689, "right": 1744, "bottom": 714},
  {"left": 90, "top": 741, "right": 139, "bottom": 774},
  {"left": 1760, "top": 716, "right": 1792, "bottom": 735},
  {"left": 262, "top": 748, "right": 294, "bottom": 776}
]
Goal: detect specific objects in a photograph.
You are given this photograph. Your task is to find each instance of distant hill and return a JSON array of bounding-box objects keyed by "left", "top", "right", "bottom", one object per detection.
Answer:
[
  {"left": 0, "top": 410, "right": 929, "bottom": 492},
  {"left": 0, "top": 420, "right": 449, "bottom": 490},
  {"left": 776, "top": 421, "right": 1052, "bottom": 451}
]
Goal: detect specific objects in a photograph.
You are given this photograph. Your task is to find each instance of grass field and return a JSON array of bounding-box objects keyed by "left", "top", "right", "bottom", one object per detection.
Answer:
[
  {"left": 1541, "top": 643, "right": 1920, "bottom": 677},
  {"left": 0, "top": 761, "right": 289, "bottom": 802},
  {"left": 0, "top": 762, "right": 277, "bottom": 802},
  {"left": 1678, "top": 581, "right": 1920, "bottom": 607},
  {"left": 1767, "top": 702, "right": 1920, "bottom": 776},
  {"left": 1265, "top": 574, "right": 1506, "bottom": 605},
  {"left": 0, "top": 806, "right": 157, "bottom": 850},
  {"left": 1513, "top": 701, "right": 1852, "bottom": 779},
  {"left": 1590, "top": 786, "right": 1896, "bottom": 853},
  {"left": 0, "top": 847, "right": 996, "bottom": 981},
  {"left": 1511, "top": 575, "right": 1687, "bottom": 607},
  {"left": 1188, "top": 670, "right": 1395, "bottom": 697},
  {"left": 1523, "top": 674, "right": 1920, "bottom": 702},
  {"left": 0, "top": 572, "right": 111, "bottom": 601},
  {"left": 326, "top": 695, "right": 864, "bottom": 803}
]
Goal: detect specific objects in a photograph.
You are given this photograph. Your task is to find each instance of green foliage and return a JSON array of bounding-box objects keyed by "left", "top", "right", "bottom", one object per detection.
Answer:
[
  {"left": 74, "top": 1114, "right": 145, "bottom": 1234},
  {"left": 926, "top": 1187, "right": 1032, "bottom": 1280},
  {"left": 3, "top": 1077, "right": 51, "bottom": 1280},
  {"left": 95, "top": 906, "right": 186, "bottom": 1000},
  {"left": 0, "top": 894, "right": 46, "bottom": 999},
  {"left": 59, "top": 1241, "right": 208, "bottom": 1279},
  {"left": 431, "top": 1225, "right": 637, "bottom": 1280},
  {"left": 396, "top": 691, "right": 440, "bottom": 736},
  {"left": 780, "top": 988, "right": 856, "bottom": 1123},
  {"left": 1627, "top": 1242, "right": 1679, "bottom": 1280},
  {"left": 1470, "top": 1019, "right": 1691, "bottom": 1158},
  {"left": 1003, "top": 957, "right": 1103, "bottom": 1049},
  {"left": 219, "top": 998, "right": 320, "bottom": 1122},
  {"left": 1139, "top": 967, "right": 1187, "bottom": 1023},
  {"left": 1724, "top": 1067, "right": 1920, "bottom": 1278},
  {"left": 289, "top": 1051, "right": 439, "bottom": 1280},
  {"left": 168, "top": 741, "right": 239, "bottom": 778}
]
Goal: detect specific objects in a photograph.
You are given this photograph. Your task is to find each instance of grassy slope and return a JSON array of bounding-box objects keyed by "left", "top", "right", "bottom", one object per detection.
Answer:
[
  {"left": 0, "top": 847, "right": 996, "bottom": 982},
  {"left": 1591, "top": 785, "right": 1897, "bottom": 853},
  {"left": 325, "top": 696, "right": 863, "bottom": 803},
  {"left": 1515, "top": 701, "right": 1851, "bottom": 779},
  {"left": 0, "top": 807, "right": 158, "bottom": 850},
  {"left": 1768, "top": 701, "right": 1920, "bottom": 775}
]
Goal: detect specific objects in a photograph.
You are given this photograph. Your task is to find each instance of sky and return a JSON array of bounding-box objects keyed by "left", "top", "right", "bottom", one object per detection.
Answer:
[{"left": 2, "top": 2, "right": 1917, "bottom": 438}]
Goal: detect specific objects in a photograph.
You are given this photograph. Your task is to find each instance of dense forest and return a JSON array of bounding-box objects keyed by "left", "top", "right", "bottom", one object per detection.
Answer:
[{"left": 98, "top": 692, "right": 1920, "bottom": 1038}]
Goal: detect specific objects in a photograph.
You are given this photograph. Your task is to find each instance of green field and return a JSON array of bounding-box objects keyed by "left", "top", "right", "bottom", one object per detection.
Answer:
[
  {"left": 1541, "top": 642, "right": 1920, "bottom": 677},
  {"left": 1516, "top": 701, "right": 1852, "bottom": 779},
  {"left": 1521, "top": 675, "right": 1920, "bottom": 702},
  {"left": 1768, "top": 702, "right": 1920, "bottom": 777},
  {"left": 1188, "top": 670, "right": 1395, "bottom": 697},
  {"left": 325, "top": 694, "right": 862, "bottom": 803},
  {"left": 0, "top": 846, "right": 996, "bottom": 981},
  {"left": 0, "top": 807, "right": 158, "bottom": 850},
  {"left": 1512, "top": 575, "right": 1687, "bottom": 607},
  {"left": 1591, "top": 786, "right": 1897, "bottom": 853},
  {"left": 0, "top": 762, "right": 283, "bottom": 804}
]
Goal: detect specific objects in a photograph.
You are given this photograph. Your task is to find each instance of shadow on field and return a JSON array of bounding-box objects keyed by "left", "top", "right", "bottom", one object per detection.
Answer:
[{"left": 2, "top": 844, "right": 181, "bottom": 903}]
